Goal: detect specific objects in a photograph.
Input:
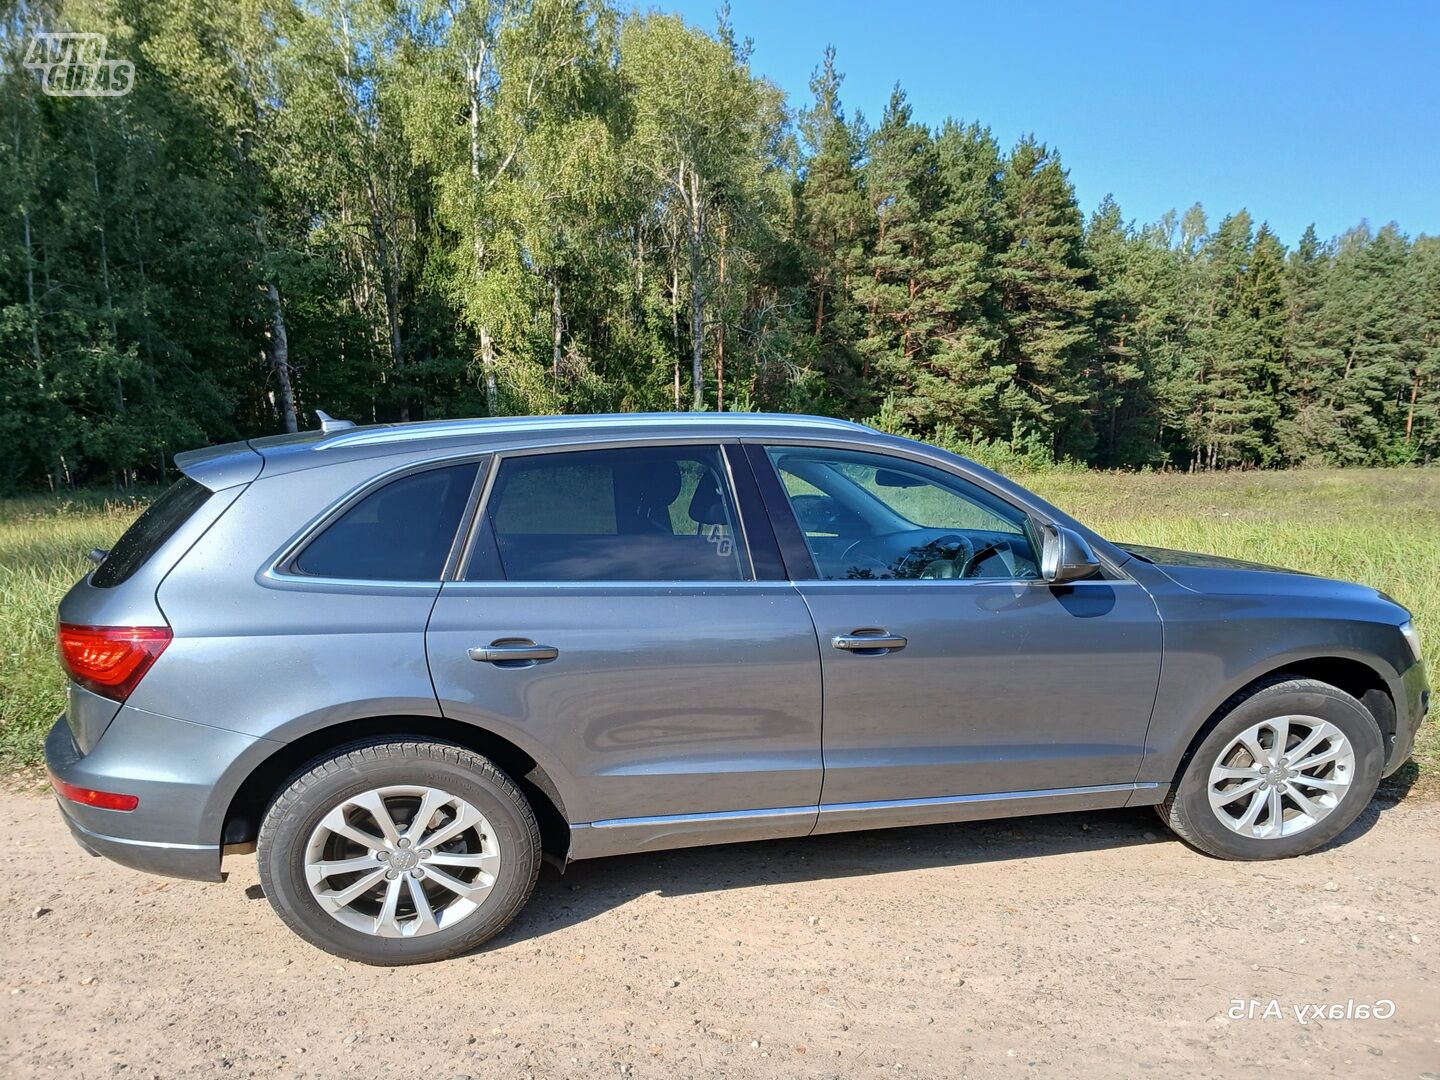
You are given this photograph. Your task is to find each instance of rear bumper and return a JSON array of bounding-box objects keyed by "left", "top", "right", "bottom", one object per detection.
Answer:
[
  {"left": 53, "top": 793, "right": 222, "bottom": 881},
  {"left": 44, "top": 709, "right": 271, "bottom": 882}
]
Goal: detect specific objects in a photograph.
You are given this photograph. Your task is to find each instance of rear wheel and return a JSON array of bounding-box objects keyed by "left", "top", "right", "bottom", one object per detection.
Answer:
[
  {"left": 257, "top": 739, "right": 540, "bottom": 964},
  {"left": 1160, "top": 678, "right": 1384, "bottom": 860}
]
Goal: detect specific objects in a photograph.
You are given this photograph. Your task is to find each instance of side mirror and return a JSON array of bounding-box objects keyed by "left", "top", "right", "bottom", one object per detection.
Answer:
[{"left": 1040, "top": 525, "right": 1102, "bottom": 584}]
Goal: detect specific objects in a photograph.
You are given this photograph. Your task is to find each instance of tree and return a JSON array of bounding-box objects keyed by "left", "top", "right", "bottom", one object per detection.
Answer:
[
  {"left": 852, "top": 87, "right": 938, "bottom": 413},
  {"left": 994, "top": 136, "right": 1097, "bottom": 459},
  {"left": 145, "top": 0, "right": 305, "bottom": 433},
  {"left": 796, "top": 46, "right": 870, "bottom": 410},
  {"left": 1407, "top": 236, "right": 1440, "bottom": 458},
  {"left": 900, "top": 119, "right": 1007, "bottom": 436},
  {"left": 620, "top": 11, "right": 773, "bottom": 409},
  {"left": 4, "top": 0, "right": 1440, "bottom": 489}
]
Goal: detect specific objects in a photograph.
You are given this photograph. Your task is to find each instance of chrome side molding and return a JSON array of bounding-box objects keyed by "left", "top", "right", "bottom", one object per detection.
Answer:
[{"left": 567, "top": 782, "right": 1164, "bottom": 861}]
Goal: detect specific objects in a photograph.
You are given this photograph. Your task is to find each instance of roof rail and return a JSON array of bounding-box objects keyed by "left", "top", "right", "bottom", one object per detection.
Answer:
[{"left": 312, "top": 412, "right": 870, "bottom": 451}]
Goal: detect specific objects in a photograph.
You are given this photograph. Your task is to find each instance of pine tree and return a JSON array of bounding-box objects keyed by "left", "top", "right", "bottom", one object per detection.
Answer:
[
  {"left": 911, "top": 120, "right": 1007, "bottom": 436},
  {"left": 1311, "top": 225, "right": 1415, "bottom": 463},
  {"left": 1407, "top": 236, "right": 1440, "bottom": 458},
  {"left": 994, "top": 136, "right": 1097, "bottom": 459},
  {"left": 796, "top": 47, "right": 871, "bottom": 410},
  {"left": 1086, "top": 197, "right": 1168, "bottom": 465},
  {"left": 1276, "top": 224, "right": 1332, "bottom": 462},
  {"left": 852, "top": 87, "right": 940, "bottom": 417},
  {"left": 1192, "top": 213, "right": 1286, "bottom": 468}
]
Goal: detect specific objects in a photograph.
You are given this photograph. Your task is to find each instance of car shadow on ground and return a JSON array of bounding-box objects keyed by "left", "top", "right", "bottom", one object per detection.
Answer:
[{"left": 484, "top": 786, "right": 1414, "bottom": 954}]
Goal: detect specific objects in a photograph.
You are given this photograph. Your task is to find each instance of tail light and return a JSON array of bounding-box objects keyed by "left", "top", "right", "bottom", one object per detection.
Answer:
[{"left": 57, "top": 623, "right": 172, "bottom": 701}]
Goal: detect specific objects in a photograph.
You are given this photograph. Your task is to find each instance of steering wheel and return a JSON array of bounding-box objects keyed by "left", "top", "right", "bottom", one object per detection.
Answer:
[
  {"left": 901, "top": 533, "right": 975, "bottom": 580},
  {"left": 960, "top": 538, "right": 1021, "bottom": 578},
  {"left": 841, "top": 533, "right": 976, "bottom": 580}
]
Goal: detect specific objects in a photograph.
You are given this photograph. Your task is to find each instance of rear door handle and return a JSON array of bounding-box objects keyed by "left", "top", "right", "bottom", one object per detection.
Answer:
[
  {"left": 832, "top": 631, "right": 908, "bottom": 654},
  {"left": 468, "top": 640, "right": 559, "bottom": 663}
]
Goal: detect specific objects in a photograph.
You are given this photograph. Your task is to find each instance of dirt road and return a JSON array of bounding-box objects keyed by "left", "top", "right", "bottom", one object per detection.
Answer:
[{"left": 2, "top": 788, "right": 1437, "bottom": 1078}]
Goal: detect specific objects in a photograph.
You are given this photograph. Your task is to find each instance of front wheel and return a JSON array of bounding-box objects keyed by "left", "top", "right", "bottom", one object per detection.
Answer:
[
  {"left": 1160, "top": 678, "right": 1385, "bottom": 860},
  {"left": 257, "top": 739, "right": 540, "bottom": 964}
]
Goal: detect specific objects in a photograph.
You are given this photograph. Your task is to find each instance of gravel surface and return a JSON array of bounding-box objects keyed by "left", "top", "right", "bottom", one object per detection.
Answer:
[{"left": 2, "top": 790, "right": 1437, "bottom": 1078}]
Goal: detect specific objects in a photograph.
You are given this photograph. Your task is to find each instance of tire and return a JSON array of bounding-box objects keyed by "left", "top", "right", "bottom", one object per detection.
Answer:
[
  {"left": 1159, "top": 677, "right": 1384, "bottom": 860},
  {"left": 257, "top": 739, "right": 540, "bottom": 965}
]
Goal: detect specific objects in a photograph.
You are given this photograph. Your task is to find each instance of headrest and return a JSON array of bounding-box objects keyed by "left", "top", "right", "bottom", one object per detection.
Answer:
[
  {"left": 634, "top": 459, "right": 682, "bottom": 507},
  {"left": 687, "top": 474, "right": 727, "bottom": 525}
]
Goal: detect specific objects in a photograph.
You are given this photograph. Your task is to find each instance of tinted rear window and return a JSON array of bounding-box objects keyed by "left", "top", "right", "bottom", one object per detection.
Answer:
[
  {"left": 469, "top": 446, "right": 746, "bottom": 582},
  {"left": 92, "top": 477, "right": 212, "bottom": 588},
  {"left": 294, "top": 463, "right": 478, "bottom": 581}
]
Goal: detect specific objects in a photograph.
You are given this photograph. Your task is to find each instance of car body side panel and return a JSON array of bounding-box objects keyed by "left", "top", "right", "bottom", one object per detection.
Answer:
[
  {"left": 136, "top": 457, "right": 446, "bottom": 740},
  {"left": 426, "top": 582, "right": 824, "bottom": 828},
  {"left": 57, "top": 485, "right": 246, "bottom": 753},
  {"left": 1129, "top": 559, "right": 1418, "bottom": 784},
  {"left": 798, "top": 579, "right": 1163, "bottom": 802}
]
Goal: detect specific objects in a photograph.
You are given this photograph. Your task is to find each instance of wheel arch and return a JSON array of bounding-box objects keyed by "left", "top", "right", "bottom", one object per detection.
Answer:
[
  {"left": 219, "top": 715, "right": 574, "bottom": 862},
  {"left": 1163, "top": 654, "right": 1396, "bottom": 791}
]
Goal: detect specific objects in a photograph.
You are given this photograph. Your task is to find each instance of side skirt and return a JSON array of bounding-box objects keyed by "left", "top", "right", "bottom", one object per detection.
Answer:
[{"left": 566, "top": 782, "right": 1162, "bottom": 861}]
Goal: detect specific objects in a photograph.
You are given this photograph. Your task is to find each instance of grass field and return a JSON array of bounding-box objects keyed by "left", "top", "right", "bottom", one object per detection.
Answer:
[{"left": 1, "top": 470, "right": 1435, "bottom": 775}]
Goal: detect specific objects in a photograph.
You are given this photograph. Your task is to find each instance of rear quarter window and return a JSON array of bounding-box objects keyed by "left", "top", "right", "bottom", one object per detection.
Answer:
[
  {"left": 92, "top": 477, "right": 212, "bottom": 588},
  {"left": 292, "top": 463, "right": 479, "bottom": 581}
]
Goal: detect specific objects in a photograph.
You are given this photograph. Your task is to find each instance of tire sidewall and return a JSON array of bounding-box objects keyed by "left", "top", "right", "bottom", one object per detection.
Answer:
[
  {"left": 1174, "top": 684, "right": 1384, "bottom": 860},
  {"left": 260, "top": 744, "right": 538, "bottom": 964}
]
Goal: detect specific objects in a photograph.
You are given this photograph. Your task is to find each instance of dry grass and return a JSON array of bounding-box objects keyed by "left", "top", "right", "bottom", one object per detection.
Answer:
[
  {"left": 0, "top": 491, "right": 154, "bottom": 763},
  {"left": 1025, "top": 468, "right": 1439, "bottom": 778}
]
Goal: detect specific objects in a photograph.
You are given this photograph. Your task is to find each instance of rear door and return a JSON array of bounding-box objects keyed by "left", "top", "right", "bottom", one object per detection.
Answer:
[{"left": 425, "top": 442, "right": 823, "bottom": 854}]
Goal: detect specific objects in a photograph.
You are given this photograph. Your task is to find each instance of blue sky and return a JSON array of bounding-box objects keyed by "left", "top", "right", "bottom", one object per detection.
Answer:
[{"left": 658, "top": 0, "right": 1440, "bottom": 246}]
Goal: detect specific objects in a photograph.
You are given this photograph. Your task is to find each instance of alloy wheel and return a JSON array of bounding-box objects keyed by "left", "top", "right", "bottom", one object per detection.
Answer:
[
  {"left": 303, "top": 785, "right": 501, "bottom": 938},
  {"left": 1207, "top": 715, "right": 1355, "bottom": 840}
]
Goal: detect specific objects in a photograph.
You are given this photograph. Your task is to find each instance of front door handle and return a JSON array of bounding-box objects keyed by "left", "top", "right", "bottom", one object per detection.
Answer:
[
  {"left": 468, "top": 640, "right": 559, "bottom": 664},
  {"left": 832, "top": 630, "right": 908, "bottom": 654}
]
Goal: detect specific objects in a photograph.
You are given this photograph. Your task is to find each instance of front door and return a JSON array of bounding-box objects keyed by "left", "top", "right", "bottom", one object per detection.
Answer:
[
  {"left": 426, "top": 442, "right": 823, "bottom": 855},
  {"left": 748, "top": 443, "right": 1162, "bottom": 826}
]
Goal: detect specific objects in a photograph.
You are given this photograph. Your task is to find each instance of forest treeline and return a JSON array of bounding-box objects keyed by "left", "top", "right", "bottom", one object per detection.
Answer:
[{"left": 3, "top": 0, "right": 1439, "bottom": 491}]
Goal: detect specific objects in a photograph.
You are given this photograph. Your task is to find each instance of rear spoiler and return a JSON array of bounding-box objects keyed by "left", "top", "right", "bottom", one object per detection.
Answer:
[{"left": 173, "top": 440, "right": 263, "bottom": 491}]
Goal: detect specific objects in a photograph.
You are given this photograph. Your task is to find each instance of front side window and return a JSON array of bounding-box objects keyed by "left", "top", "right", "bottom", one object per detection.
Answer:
[
  {"left": 470, "top": 445, "right": 746, "bottom": 582},
  {"left": 294, "top": 463, "right": 478, "bottom": 581},
  {"left": 764, "top": 446, "right": 1040, "bottom": 581}
]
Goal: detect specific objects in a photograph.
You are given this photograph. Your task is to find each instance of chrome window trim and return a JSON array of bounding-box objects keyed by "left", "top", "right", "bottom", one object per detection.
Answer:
[
  {"left": 792, "top": 577, "right": 1144, "bottom": 589},
  {"left": 439, "top": 579, "right": 803, "bottom": 594},
  {"left": 261, "top": 452, "right": 490, "bottom": 592}
]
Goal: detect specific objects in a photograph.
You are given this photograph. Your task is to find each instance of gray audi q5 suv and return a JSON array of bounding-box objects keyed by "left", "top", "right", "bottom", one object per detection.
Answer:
[{"left": 47, "top": 413, "right": 1429, "bottom": 964}]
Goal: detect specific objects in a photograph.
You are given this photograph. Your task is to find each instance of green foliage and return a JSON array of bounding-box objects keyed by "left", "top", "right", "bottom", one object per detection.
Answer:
[{"left": 2, "top": 2, "right": 1439, "bottom": 487}]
